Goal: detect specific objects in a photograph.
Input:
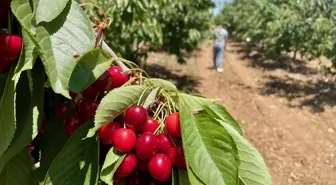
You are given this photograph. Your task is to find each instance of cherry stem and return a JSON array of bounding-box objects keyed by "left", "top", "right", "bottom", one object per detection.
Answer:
[{"left": 101, "top": 41, "right": 129, "bottom": 72}]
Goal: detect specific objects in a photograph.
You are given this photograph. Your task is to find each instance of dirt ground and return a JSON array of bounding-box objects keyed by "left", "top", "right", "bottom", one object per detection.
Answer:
[{"left": 146, "top": 42, "right": 336, "bottom": 185}]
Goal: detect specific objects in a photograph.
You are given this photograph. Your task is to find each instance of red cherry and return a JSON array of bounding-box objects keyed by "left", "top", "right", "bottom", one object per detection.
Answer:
[
  {"left": 82, "top": 85, "right": 99, "bottom": 99},
  {"left": 137, "top": 160, "right": 148, "bottom": 171},
  {"left": 165, "top": 112, "right": 181, "bottom": 137},
  {"left": 69, "top": 91, "right": 78, "bottom": 99},
  {"left": 64, "top": 114, "right": 81, "bottom": 136},
  {"left": 135, "top": 132, "right": 159, "bottom": 161},
  {"left": 168, "top": 144, "right": 187, "bottom": 169},
  {"left": 99, "top": 122, "right": 121, "bottom": 145},
  {"left": 92, "top": 70, "right": 112, "bottom": 93},
  {"left": 124, "top": 106, "right": 148, "bottom": 133},
  {"left": 77, "top": 99, "right": 99, "bottom": 122},
  {"left": 115, "top": 153, "right": 138, "bottom": 177},
  {"left": 111, "top": 72, "right": 129, "bottom": 88},
  {"left": 143, "top": 117, "right": 160, "bottom": 133},
  {"left": 108, "top": 66, "right": 122, "bottom": 74},
  {"left": 0, "top": 34, "right": 22, "bottom": 61},
  {"left": 113, "top": 128, "right": 136, "bottom": 153},
  {"left": 54, "top": 102, "right": 71, "bottom": 119},
  {"left": 157, "top": 133, "right": 174, "bottom": 154},
  {"left": 148, "top": 154, "right": 172, "bottom": 182}
]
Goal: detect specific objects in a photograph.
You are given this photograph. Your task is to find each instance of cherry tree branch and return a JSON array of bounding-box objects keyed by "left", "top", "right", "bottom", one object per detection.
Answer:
[{"left": 101, "top": 41, "right": 129, "bottom": 71}]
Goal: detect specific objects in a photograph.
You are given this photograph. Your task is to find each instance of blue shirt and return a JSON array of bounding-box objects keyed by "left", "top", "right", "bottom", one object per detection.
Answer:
[{"left": 214, "top": 27, "right": 228, "bottom": 47}]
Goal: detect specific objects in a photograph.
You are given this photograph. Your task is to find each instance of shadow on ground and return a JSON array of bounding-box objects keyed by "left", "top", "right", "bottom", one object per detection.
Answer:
[
  {"left": 146, "top": 63, "right": 201, "bottom": 93},
  {"left": 230, "top": 42, "right": 336, "bottom": 113}
]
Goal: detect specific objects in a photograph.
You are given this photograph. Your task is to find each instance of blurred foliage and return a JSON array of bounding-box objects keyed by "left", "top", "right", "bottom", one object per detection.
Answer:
[
  {"left": 216, "top": 0, "right": 336, "bottom": 68},
  {"left": 83, "top": 0, "right": 215, "bottom": 64}
]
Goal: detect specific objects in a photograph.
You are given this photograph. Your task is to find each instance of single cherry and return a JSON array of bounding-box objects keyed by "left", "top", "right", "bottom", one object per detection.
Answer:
[
  {"left": 99, "top": 122, "right": 121, "bottom": 145},
  {"left": 76, "top": 99, "right": 99, "bottom": 122},
  {"left": 157, "top": 133, "right": 174, "bottom": 154},
  {"left": 113, "top": 128, "right": 137, "bottom": 153},
  {"left": 148, "top": 154, "right": 172, "bottom": 182},
  {"left": 82, "top": 85, "right": 99, "bottom": 99},
  {"left": 0, "top": 33, "right": 22, "bottom": 61},
  {"left": 64, "top": 114, "right": 81, "bottom": 136},
  {"left": 168, "top": 144, "right": 187, "bottom": 169},
  {"left": 165, "top": 112, "right": 181, "bottom": 137},
  {"left": 108, "top": 66, "right": 129, "bottom": 88},
  {"left": 135, "top": 132, "right": 159, "bottom": 161},
  {"left": 54, "top": 101, "right": 71, "bottom": 119},
  {"left": 115, "top": 153, "right": 138, "bottom": 177},
  {"left": 124, "top": 105, "right": 148, "bottom": 133},
  {"left": 143, "top": 117, "right": 160, "bottom": 133}
]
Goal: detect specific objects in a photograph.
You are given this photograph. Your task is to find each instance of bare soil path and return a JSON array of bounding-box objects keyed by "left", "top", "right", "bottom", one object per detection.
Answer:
[{"left": 147, "top": 42, "right": 336, "bottom": 185}]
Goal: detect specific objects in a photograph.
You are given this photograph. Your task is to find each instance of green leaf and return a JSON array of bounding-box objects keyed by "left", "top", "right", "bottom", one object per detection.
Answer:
[
  {"left": 0, "top": 149, "right": 34, "bottom": 185},
  {"left": 188, "top": 167, "right": 205, "bottom": 185},
  {"left": 178, "top": 169, "right": 190, "bottom": 185},
  {"left": 144, "top": 78, "right": 177, "bottom": 92},
  {"left": 69, "top": 49, "right": 112, "bottom": 93},
  {"left": 179, "top": 93, "right": 214, "bottom": 111},
  {"left": 100, "top": 148, "right": 125, "bottom": 185},
  {"left": 0, "top": 74, "right": 7, "bottom": 97},
  {"left": 203, "top": 103, "right": 243, "bottom": 135},
  {"left": 35, "top": 0, "right": 71, "bottom": 24},
  {"left": 11, "top": 0, "right": 36, "bottom": 33},
  {"left": 0, "top": 63, "right": 44, "bottom": 172},
  {"left": 87, "top": 85, "right": 148, "bottom": 138},
  {"left": 220, "top": 123, "right": 271, "bottom": 185},
  {"left": 36, "top": 0, "right": 95, "bottom": 98},
  {"left": 42, "top": 120, "right": 99, "bottom": 185},
  {"left": 142, "top": 87, "right": 159, "bottom": 109},
  {"left": 0, "top": 65, "right": 21, "bottom": 158},
  {"left": 38, "top": 117, "right": 70, "bottom": 180},
  {"left": 13, "top": 30, "right": 38, "bottom": 81},
  {"left": 179, "top": 99, "right": 240, "bottom": 185}
]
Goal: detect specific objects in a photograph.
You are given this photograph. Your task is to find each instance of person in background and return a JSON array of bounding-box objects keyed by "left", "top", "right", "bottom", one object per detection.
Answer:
[{"left": 213, "top": 23, "right": 228, "bottom": 73}]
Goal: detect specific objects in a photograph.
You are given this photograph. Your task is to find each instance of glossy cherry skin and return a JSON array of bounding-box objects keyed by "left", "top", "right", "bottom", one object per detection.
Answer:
[
  {"left": 148, "top": 154, "right": 172, "bottom": 182},
  {"left": 76, "top": 99, "right": 99, "bottom": 122},
  {"left": 115, "top": 153, "right": 138, "bottom": 177},
  {"left": 157, "top": 133, "right": 174, "bottom": 154},
  {"left": 165, "top": 112, "right": 181, "bottom": 137},
  {"left": 135, "top": 132, "right": 159, "bottom": 161},
  {"left": 54, "top": 102, "right": 71, "bottom": 119},
  {"left": 108, "top": 66, "right": 129, "bottom": 88},
  {"left": 99, "top": 122, "right": 121, "bottom": 145},
  {"left": 92, "top": 70, "right": 112, "bottom": 93},
  {"left": 168, "top": 144, "right": 187, "bottom": 169},
  {"left": 124, "top": 106, "right": 148, "bottom": 133},
  {"left": 0, "top": 34, "right": 22, "bottom": 61},
  {"left": 143, "top": 117, "right": 160, "bottom": 133},
  {"left": 113, "top": 128, "right": 137, "bottom": 153},
  {"left": 64, "top": 114, "right": 81, "bottom": 136}
]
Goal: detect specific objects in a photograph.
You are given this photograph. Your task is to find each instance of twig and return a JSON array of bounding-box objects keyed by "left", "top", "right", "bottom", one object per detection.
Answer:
[{"left": 101, "top": 40, "right": 129, "bottom": 71}]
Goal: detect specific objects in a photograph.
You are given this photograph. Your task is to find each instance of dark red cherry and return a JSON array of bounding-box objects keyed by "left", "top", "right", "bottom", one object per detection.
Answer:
[
  {"left": 143, "top": 117, "right": 160, "bottom": 133},
  {"left": 115, "top": 153, "right": 138, "bottom": 177},
  {"left": 148, "top": 154, "right": 172, "bottom": 182},
  {"left": 92, "top": 70, "right": 112, "bottom": 93},
  {"left": 113, "top": 128, "right": 137, "bottom": 153},
  {"left": 0, "top": 60, "right": 11, "bottom": 73},
  {"left": 168, "top": 144, "right": 187, "bottom": 169},
  {"left": 124, "top": 106, "right": 148, "bottom": 133},
  {"left": 113, "top": 174, "right": 123, "bottom": 184},
  {"left": 135, "top": 132, "right": 158, "bottom": 161},
  {"left": 64, "top": 114, "right": 81, "bottom": 136},
  {"left": 165, "top": 112, "right": 181, "bottom": 137},
  {"left": 54, "top": 102, "right": 71, "bottom": 119},
  {"left": 82, "top": 85, "right": 99, "bottom": 99},
  {"left": 0, "top": 33, "right": 22, "bottom": 61},
  {"left": 99, "top": 122, "right": 121, "bottom": 145},
  {"left": 69, "top": 91, "right": 78, "bottom": 99},
  {"left": 76, "top": 99, "right": 99, "bottom": 122},
  {"left": 157, "top": 133, "right": 174, "bottom": 154}
]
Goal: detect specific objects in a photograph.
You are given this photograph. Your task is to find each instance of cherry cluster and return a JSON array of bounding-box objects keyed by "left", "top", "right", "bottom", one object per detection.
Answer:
[
  {"left": 53, "top": 65, "right": 129, "bottom": 135},
  {"left": 99, "top": 106, "right": 186, "bottom": 184}
]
